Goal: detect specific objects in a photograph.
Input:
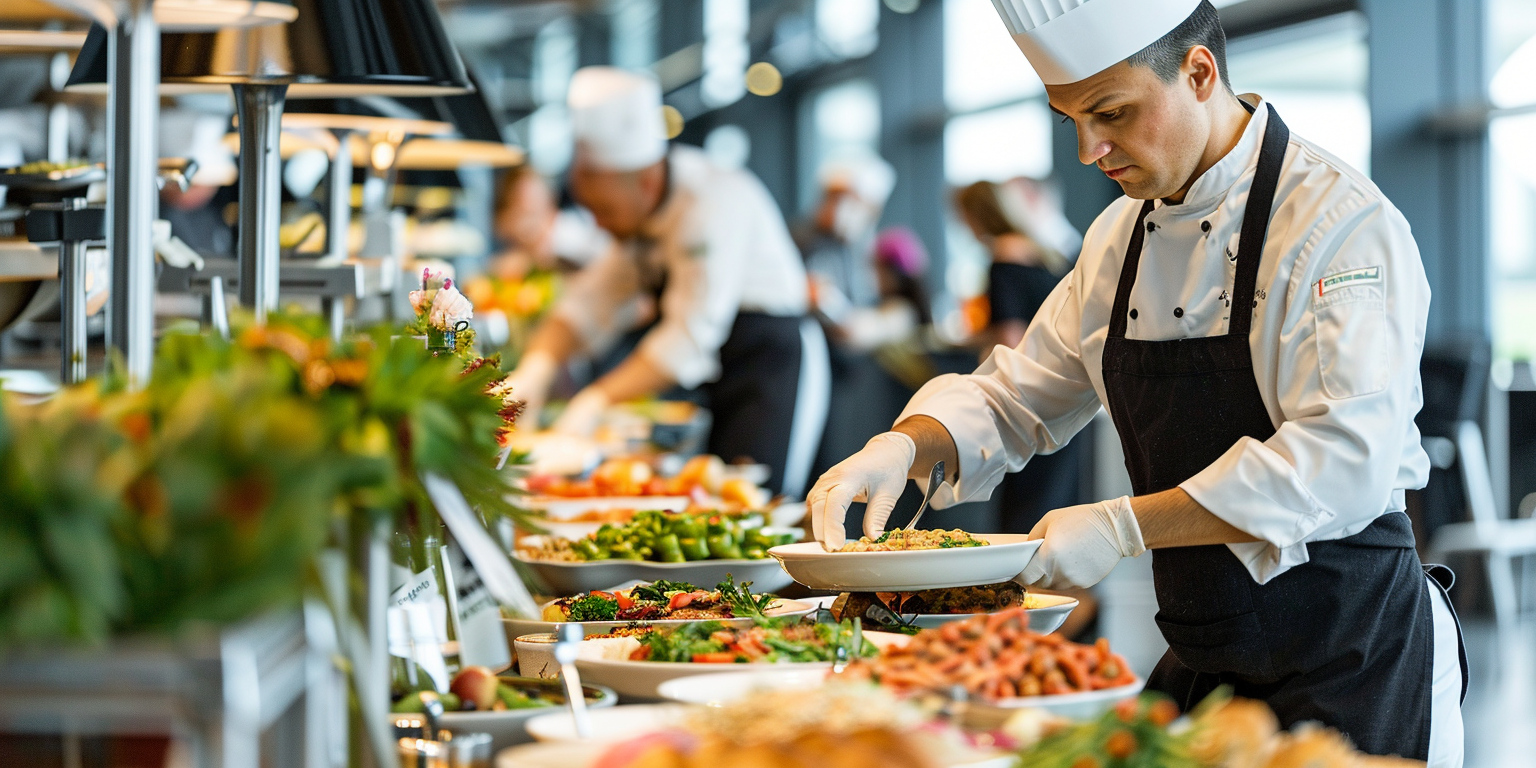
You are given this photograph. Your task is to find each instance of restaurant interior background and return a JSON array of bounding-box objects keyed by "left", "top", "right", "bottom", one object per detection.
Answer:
[{"left": 1, "top": 0, "right": 1534, "bottom": 765}]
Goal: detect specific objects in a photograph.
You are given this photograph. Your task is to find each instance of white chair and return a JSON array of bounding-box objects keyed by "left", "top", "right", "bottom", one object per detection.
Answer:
[{"left": 1427, "top": 420, "right": 1536, "bottom": 633}]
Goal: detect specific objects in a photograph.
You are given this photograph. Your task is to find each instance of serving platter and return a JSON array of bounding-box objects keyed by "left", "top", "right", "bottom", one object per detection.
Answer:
[
  {"left": 503, "top": 597, "right": 816, "bottom": 656},
  {"left": 570, "top": 631, "right": 909, "bottom": 700},
  {"left": 802, "top": 592, "right": 1078, "bottom": 634},
  {"left": 513, "top": 541, "right": 797, "bottom": 596},
  {"left": 524, "top": 703, "right": 692, "bottom": 743},
  {"left": 495, "top": 734, "right": 1016, "bottom": 768},
  {"left": 768, "top": 534, "right": 1041, "bottom": 591}
]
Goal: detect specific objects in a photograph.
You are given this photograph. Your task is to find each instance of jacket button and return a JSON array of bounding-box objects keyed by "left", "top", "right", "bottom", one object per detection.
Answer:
[
  {"left": 1201, "top": 221, "right": 1211, "bottom": 233},
  {"left": 1129, "top": 308, "right": 1139, "bottom": 320},
  {"left": 1146, "top": 221, "right": 1156, "bottom": 233},
  {"left": 1173, "top": 307, "right": 1184, "bottom": 318}
]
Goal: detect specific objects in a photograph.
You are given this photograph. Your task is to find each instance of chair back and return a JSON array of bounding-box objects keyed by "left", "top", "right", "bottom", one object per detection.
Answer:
[{"left": 1456, "top": 419, "right": 1503, "bottom": 529}]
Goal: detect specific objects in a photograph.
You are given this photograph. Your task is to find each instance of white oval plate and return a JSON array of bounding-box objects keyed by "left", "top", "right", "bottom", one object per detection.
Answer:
[
  {"left": 524, "top": 703, "right": 692, "bottom": 743},
  {"left": 573, "top": 631, "right": 909, "bottom": 700},
  {"left": 768, "top": 535, "right": 1041, "bottom": 591},
  {"left": 504, "top": 597, "right": 814, "bottom": 645},
  {"left": 522, "top": 495, "right": 692, "bottom": 521},
  {"left": 513, "top": 547, "right": 796, "bottom": 597},
  {"left": 798, "top": 592, "right": 1078, "bottom": 634}
]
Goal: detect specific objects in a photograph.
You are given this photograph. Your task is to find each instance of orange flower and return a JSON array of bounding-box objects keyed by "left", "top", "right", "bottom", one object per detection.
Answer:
[
  {"left": 302, "top": 359, "right": 336, "bottom": 396},
  {"left": 120, "top": 411, "right": 153, "bottom": 445},
  {"left": 331, "top": 358, "right": 369, "bottom": 387}
]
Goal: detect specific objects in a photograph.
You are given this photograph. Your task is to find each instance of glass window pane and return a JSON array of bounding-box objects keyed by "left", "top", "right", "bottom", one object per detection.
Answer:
[
  {"left": 1489, "top": 0, "right": 1536, "bottom": 360},
  {"left": 943, "top": 0, "right": 1042, "bottom": 112},
  {"left": 944, "top": 100, "right": 1052, "bottom": 187},
  {"left": 1226, "top": 14, "right": 1371, "bottom": 175}
]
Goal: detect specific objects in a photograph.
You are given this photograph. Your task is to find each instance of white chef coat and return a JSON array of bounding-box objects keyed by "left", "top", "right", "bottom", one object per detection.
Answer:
[
  {"left": 902, "top": 96, "right": 1433, "bottom": 585},
  {"left": 554, "top": 145, "right": 808, "bottom": 388}
]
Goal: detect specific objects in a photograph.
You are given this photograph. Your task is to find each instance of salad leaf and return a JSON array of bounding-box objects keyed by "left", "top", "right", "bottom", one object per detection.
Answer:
[
  {"left": 566, "top": 594, "right": 618, "bottom": 622},
  {"left": 632, "top": 579, "right": 699, "bottom": 605},
  {"left": 717, "top": 575, "right": 775, "bottom": 619}
]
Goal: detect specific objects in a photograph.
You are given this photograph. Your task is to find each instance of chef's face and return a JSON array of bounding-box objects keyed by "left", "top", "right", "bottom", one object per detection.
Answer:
[
  {"left": 1047, "top": 46, "right": 1225, "bottom": 201},
  {"left": 569, "top": 154, "right": 667, "bottom": 238}
]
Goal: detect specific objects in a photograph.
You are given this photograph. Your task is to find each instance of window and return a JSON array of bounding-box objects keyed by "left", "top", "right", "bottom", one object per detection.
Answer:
[
  {"left": 1489, "top": 0, "right": 1536, "bottom": 361},
  {"left": 816, "top": 0, "right": 879, "bottom": 60},
  {"left": 1225, "top": 13, "right": 1371, "bottom": 175},
  {"left": 939, "top": 0, "right": 1055, "bottom": 326}
]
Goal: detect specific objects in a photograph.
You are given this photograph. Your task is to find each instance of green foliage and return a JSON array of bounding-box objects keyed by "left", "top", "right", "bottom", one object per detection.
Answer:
[{"left": 0, "top": 311, "right": 532, "bottom": 647}]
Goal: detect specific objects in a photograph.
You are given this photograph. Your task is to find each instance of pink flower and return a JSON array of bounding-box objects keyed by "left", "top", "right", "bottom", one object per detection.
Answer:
[
  {"left": 429, "top": 286, "right": 473, "bottom": 329},
  {"left": 408, "top": 289, "right": 434, "bottom": 314}
]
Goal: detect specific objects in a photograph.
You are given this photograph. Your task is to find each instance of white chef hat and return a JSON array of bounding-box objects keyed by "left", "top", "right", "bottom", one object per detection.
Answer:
[
  {"left": 818, "top": 151, "right": 897, "bottom": 209},
  {"left": 567, "top": 66, "right": 668, "bottom": 172},
  {"left": 990, "top": 0, "right": 1204, "bottom": 85}
]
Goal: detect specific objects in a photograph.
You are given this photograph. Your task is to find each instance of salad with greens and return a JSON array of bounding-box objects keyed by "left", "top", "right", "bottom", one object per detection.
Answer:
[
  {"left": 542, "top": 576, "right": 780, "bottom": 623},
  {"left": 625, "top": 617, "right": 877, "bottom": 664},
  {"left": 519, "top": 509, "right": 795, "bottom": 563}
]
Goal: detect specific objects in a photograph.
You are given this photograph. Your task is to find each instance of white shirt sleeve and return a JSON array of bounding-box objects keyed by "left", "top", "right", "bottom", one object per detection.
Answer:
[
  {"left": 898, "top": 268, "right": 1103, "bottom": 509},
  {"left": 635, "top": 179, "right": 760, "bottom": 388},
  {"left": 551, "top": 240, "right": 647, "bottom": 357},
  {"left": 1180, "top": 195, "right": 1432, "bottom": 583}
]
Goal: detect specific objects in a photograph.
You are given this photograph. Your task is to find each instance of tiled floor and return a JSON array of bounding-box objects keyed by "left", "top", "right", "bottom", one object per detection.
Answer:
[{"left": 1461, "top": 616, "right": 1536, "bottom": 767}]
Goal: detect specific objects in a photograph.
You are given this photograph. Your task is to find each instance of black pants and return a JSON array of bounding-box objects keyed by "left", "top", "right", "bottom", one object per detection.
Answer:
[{"left": 703, "top": 313, "right": 807, "bottom": 496}]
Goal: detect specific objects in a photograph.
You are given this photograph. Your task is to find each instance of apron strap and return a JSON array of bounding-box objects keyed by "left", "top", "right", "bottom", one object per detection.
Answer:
[
  {"left": 1106, "top": 200, "right": 1155, "bottom": 340},
  {"left": 1228, "top": 103, "right": 1291, "bottom": 338},
  {"left": 1104, "top": 102, "right": 1292, "bottom": 342}
]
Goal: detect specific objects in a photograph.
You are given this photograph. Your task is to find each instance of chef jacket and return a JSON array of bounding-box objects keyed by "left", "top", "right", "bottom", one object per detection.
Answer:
[
  {"left": 902, "top": 97, "right": 1432, "bottom": 584},
  {"left": 553, "top": 145, "right": 809, "bottom": 388}
]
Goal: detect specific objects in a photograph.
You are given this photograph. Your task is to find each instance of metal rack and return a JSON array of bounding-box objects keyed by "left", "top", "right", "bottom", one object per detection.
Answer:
[{"left": 0, "top": 607, "right": 343, "bottom": 768}]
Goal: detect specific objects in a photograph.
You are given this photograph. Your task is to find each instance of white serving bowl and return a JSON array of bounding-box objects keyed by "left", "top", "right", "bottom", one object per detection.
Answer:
[{"left": 768, "top": 535, "right": 1041, "bottom": 591}]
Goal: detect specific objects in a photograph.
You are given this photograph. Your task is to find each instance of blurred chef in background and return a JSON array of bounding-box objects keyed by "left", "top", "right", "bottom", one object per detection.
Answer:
[
  {"left": 796, "top": 153, "right": 896, "bottom": 311},
  {"left": 504, "top": 67, "right": 830, "bottom": 499}
]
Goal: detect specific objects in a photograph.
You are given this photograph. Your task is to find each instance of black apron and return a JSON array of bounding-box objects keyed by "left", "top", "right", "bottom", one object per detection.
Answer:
[
  {"left": 635, "top": 240, "right": 813, "bottom": 497},
  {"left": 1099, "top": 103, "right": 1464, "bottom": 760}
]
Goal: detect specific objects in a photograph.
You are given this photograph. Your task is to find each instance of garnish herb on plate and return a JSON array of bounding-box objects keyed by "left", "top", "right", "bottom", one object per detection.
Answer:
[{"left": 629, "top": 617, "right": 876, "bottom": 664}]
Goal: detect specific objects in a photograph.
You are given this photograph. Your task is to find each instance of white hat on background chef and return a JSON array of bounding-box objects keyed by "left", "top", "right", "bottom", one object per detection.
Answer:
[
  {"left": 818, "top": 151, "right": 897, "bottom": 209},
  {"left": 990, "top": 0, "right": 1203, "bottom": 85},
  {"left": 567, "top": 66, "right": 668, "bottom": 172}
]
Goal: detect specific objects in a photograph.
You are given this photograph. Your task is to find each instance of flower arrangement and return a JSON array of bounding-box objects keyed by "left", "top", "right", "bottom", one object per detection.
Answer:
[{"left": 407, "top": 268, "right": 477, "bottom": 358}]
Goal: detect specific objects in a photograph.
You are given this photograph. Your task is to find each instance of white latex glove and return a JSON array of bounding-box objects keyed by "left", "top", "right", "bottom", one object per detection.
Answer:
[
  {"left": 503, "top": 350, "right": 559, "bottom": 429},
  {"left": 551, "top": 387, "right": 610, "bottom": 437},
  {"left": 807, "top": 432, "right": 916, "bottom": 551},
  {"left": 1019, "top": 496, "right": 1146, "bottom": 589}
]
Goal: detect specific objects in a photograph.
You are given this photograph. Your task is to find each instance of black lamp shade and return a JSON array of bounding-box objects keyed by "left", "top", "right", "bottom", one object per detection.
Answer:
[{"left": 66, "top": 0, "right": 471, "bottom": 97}]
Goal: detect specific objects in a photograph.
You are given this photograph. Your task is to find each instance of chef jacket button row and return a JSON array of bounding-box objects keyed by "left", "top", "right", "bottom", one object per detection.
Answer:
[
  {"left": 1146, "top": 221, "right": 1156, "bottom": 232},
  {"left": 1201, "top": 221, "right": 1211, "bottom": 233},
  {"left": 1174, "top": 307, "right": 1184, "bottom": 318}
]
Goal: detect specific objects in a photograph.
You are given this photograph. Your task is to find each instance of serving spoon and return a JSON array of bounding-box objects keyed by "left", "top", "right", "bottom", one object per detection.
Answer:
[{"left": 903, "top": 460, "right": 946, "bottom": 531}]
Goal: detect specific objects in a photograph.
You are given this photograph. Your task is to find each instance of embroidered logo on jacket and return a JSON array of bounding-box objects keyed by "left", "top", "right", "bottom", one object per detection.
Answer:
[{"left": 1315, "top": 266, "right": 1382, "bottom": 297}]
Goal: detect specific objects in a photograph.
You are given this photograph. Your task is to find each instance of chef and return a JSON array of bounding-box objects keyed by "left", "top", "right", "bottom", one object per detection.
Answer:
[
  {"left": 506, "top": 67, "right": 830, "bottom": 499},
  {"left": 808, "top": 1, "right": 1464, "bottom": 763}
]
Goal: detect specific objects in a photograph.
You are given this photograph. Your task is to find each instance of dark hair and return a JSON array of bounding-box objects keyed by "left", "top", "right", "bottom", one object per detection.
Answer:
[{"left": 1124, "top": 0, "right": 1230, "bottom": 89}]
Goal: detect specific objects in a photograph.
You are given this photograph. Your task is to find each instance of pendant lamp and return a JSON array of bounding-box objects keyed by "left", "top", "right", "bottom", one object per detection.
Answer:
[{"left": 65, "top": 0, "right": 472, "bottom": 326}]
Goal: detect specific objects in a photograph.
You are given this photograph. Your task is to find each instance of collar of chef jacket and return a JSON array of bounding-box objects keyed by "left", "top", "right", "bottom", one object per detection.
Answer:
[{"left": 1148, "top": 93, "right": 1269, "bottom": 221}]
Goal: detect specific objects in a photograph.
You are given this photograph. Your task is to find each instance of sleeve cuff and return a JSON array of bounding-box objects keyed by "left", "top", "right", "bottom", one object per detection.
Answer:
[
  {"left": 898, "top": 374, "right": 1013, "bottom": 507},
  {"left": 1180, "top": 435, "right": 1335, "bottom": 583}
]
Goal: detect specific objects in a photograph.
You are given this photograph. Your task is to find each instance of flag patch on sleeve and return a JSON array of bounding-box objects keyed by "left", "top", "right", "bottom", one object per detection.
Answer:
[{"left": 1316, "top": 266, "right": 1382, "bottom": 297}]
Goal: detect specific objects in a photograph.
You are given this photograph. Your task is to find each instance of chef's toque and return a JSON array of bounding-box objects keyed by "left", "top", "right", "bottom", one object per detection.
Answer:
[
  {"left": 818, "top": 152, "right": 897, "bottom": 209},
  {"left": 989, "top": 0, "right": 1204, "bottom": 85},
  {"left": 567, "top": 66, "right": 669, "bottom": 172}
]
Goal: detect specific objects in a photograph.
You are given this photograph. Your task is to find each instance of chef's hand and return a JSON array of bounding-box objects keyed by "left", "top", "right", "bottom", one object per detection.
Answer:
[
  {"left": 808, "top": 432, "right": 916, "bottom": 551},
  {"left": 1019, "top": 496, "right": 1145, "bottom": 590},
  {"left": 504, "top": 350, "right": 559, "bottom": 429},
  {"left": 551, "top": 387, "right": 610, "bottom": 437}
]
